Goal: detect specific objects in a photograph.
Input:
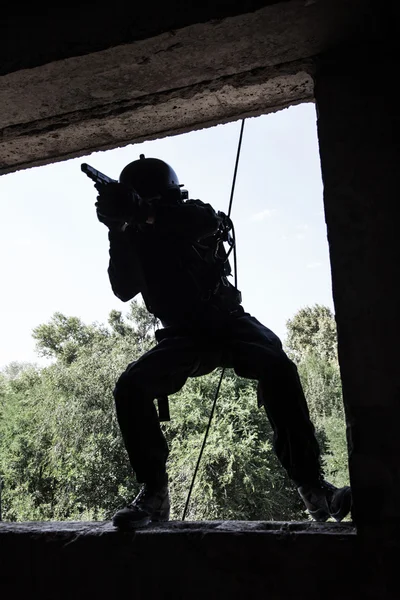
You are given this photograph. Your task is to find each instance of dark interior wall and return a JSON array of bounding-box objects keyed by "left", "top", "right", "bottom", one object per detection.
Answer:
[
  {"left": 1, "top": 1, "right": 284, "bottom": 75},
  {"left": 314, "top": 42, "right": 400, "bottom": 535},
  {"left": 0, "top": 521, "right": 364, "bottom": 600}
]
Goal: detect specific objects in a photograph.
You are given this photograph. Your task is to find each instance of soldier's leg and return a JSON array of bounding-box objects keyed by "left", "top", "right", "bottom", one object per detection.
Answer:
[
  {"left": 113, "top": 332, "right": 220, "bottom": 488},
  {"left": 228, "top": 313, "right": 321, "bottom": 486}
]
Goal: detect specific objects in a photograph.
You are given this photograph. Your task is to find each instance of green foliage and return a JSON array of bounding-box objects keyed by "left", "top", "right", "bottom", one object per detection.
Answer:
[
  {"left": 0, "top": 301, "right": 152, "bottom": 521},
  {"left": 285, "top": 304, "right": 338, "bottom": 363},
  {"left": 321, "top": 414, "right": 350, "bottom": 489},
  {"left": 285, "top": 306, "right": 350, "bottom": 490},
  {"left": 297, "top": 351, "right": 343, "bottom": 423},
  {"left": 166, "top": 371, "right": 303, "bottom": 521},
  {"left": 2, "top": 361, "right": 38, "bottom": 380},
  {"left": 0, "top": 302, "right": 349, "bottom": 522},
  {"left": 32, "top": 312, "right": 104, "bottom": 363}
]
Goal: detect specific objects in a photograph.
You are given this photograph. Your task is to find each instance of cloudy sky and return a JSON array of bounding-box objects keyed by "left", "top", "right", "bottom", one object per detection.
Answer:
[{"left": 0, "top": 102, "right": 333, "bottom": 368}]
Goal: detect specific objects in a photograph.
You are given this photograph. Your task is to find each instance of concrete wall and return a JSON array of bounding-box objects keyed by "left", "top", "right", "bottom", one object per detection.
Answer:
[
  {"left": 1, "top": 521, "right": 365, "bottom": 600},
  {"left": 0, "top": 0, "right": 376, "bottom": 174},
  {"left": 315, "top": 42, "right": 400, "bottom": 536}
]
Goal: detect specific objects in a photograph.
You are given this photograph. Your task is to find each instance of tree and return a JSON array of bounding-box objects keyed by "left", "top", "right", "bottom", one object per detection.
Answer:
[
  {"left": 0, "top": 301, "right": 350, "bottom": 522},
  {"left": 297, "top": 351, "right": 343, "bottom": 423},
  {"left": 0, "top": 301, "right": 305, "bottom": 521},
  {"left": 1, "top": 361, "right": 38, "bottom": 380},
  {"left": 32, "top": 313, "right": 109, "bottom": 364},
  {"left": 285, "top": 304, "right": 350, "bottom": 492},
  {"left": 285, "top": 304, "right": 338, "bottom": 363},
  {"left": 166, "top": 370, "right": 304, "bottom": 521},
  {"left": 0, "top": 301, "right": 153, "bottom": 521}
]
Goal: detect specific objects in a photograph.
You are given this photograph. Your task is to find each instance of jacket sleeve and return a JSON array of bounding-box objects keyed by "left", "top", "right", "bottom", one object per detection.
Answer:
[
  {"left": 107, "top": 229, "right": 144, "bottom": 302},
  {"left": 153, "top": 199, "right": 222, "bottom": 240}
]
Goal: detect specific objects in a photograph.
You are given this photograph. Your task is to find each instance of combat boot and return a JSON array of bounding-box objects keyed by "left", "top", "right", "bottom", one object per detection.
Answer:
[
  {"left": 112, "top": 482, "right": 170, "bottom": 530},
  {"left": 298, "top": 479, "right": 352, "bottom": 522}
]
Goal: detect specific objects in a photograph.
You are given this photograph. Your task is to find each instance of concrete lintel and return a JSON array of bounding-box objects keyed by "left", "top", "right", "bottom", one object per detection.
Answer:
[
  {"left": 0, "top": 67, "right": 314, "bottom": 174},
  {"left": 0, "top": 0, "right": 369, "bottom": 174}
]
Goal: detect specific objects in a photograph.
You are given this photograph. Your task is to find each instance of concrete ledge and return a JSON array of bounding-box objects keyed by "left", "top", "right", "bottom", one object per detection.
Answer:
[
  {"left": 0, "top": 517, "right": 356, "bottom": 535},
  {"left": 0, "top": 67, "right": 313, "bottom": 174},
  {"left": 0, "top": 0, "right": 373, "bottom": 174},
  {"left": 0, "top": 520, "right": 364, "bottom": 599}
]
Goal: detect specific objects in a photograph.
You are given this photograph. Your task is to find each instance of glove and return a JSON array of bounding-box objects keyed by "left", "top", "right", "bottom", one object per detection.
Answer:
[{"left": 95, "top": 182, "right": 150, "bottom": 230}]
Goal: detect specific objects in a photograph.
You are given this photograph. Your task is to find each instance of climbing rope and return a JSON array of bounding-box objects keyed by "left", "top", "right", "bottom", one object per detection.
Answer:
[
  {"left": 227, "top": 119, "right": 245, "bottom": 220},
  {"left": 182, "top": 118, "right": 246, "bottom": 521}
]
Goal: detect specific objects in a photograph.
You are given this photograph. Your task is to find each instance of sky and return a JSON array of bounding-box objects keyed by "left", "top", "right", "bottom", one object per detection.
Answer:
[{"left": 0, "top": 102, "right": 333, "bottom": 369}]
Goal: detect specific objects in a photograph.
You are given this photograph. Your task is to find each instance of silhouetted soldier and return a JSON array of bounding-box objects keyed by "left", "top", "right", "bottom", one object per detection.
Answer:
[{"left": 92, "top": 154, "right": 351, "bottom": 528}]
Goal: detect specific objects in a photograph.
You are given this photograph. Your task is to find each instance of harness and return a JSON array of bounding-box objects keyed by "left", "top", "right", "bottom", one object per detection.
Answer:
[
  {"left": 155, "top": 211, "right": 241, "bottom": 425},
  {"left": 188, "top": 211, "right": 242, "bottom": 305}
]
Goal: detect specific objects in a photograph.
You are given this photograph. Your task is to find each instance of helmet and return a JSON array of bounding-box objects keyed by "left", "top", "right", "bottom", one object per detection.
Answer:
[{"left": 119, "top": 154, "right": 182, "bottom": 200}]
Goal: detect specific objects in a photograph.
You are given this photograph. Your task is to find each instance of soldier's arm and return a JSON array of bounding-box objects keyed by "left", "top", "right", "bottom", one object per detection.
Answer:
[{"left": 107, "top": 230, "right": 143, "bottom": 301}]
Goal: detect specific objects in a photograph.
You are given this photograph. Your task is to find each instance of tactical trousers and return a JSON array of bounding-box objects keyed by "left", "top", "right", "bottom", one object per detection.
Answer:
[{"left": 113, "top": 312, "right": 321, "bottom": 489}]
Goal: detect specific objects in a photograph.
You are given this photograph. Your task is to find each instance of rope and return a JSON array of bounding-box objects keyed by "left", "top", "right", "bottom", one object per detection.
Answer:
[
  {"left": 227, "top": 119, "right": 245, "bottom": 219},
  {"left": 181, "top": 118, "right": 246, "bottom": 521},
  {"left": 181, "top": 368, "right": 225, "bottom": 520}
]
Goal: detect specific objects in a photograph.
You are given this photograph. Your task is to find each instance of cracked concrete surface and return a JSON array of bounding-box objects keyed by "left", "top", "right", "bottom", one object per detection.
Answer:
[
  {"left": 0, "top": 0, "right": 373, "bottom": 174},
  {"left": 0, "top": 519, "right": 356, "bottom": 535},
  {"left": 0, "top": 68, "right": 314, "bottom": 173}
]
